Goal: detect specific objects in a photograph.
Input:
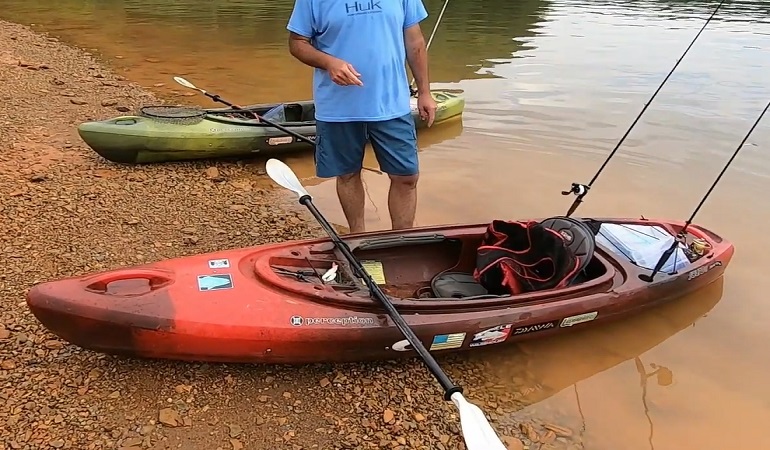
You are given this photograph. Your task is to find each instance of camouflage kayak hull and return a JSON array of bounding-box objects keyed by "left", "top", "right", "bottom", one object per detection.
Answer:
[{"left": 78, "top": 90, "right": 465, "bottom": 164}]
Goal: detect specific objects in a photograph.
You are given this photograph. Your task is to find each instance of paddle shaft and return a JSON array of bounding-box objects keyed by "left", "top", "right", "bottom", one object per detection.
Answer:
[{"left": 297, "top": 194, "right": 463, "bottom": 400}]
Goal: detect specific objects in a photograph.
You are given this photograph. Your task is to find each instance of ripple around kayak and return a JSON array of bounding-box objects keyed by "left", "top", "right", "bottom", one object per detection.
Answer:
[
  {"left": 25, "top": 216, "right": 733, "bottom": 365},
  {"left": 77, "top": 90, "right": 466, "bottom": 164}
]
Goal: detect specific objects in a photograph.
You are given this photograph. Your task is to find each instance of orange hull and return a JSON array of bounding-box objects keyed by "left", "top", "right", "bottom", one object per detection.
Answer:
[{"left": 26, "top": 217, "right": 734, "bottom": 364}]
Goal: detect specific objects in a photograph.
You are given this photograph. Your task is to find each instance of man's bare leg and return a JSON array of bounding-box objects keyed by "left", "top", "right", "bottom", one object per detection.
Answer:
[
  {"left": 336, "top": 171, "right": 366, "bottom": 233},
  {"left": 388, "top": 173, "right": 419, "bottom": 230}
]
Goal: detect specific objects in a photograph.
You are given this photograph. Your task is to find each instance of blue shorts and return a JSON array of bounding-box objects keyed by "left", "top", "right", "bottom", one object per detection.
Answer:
[{"left": 314, "top": 113, "right": 419, "bottom": 178}]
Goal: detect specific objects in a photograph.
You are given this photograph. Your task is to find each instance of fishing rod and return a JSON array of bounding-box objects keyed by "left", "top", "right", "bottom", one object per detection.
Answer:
[
  {"left": 409, "top": 0, "right": 450, "bottom": 95},
  {"left": 562, "top": 0, "right": 727, "bottom": 217},
  {"left": 640, "top": 99, "right": 770, "bottom": 283}
]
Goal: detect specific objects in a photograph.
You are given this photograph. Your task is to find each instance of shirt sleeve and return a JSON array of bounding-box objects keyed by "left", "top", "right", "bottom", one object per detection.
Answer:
[
  {"left": 403, "top": 0, "right": 429, "bottom": 29},
  {"left": 287, "top": 0, "right": 315, "bottom": 38}
]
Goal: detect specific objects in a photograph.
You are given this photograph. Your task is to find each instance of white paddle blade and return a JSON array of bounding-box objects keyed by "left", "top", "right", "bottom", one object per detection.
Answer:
[
  {"left": 450, "top": 393, "right": 507, "bottom": 450},
  {"left": 265, "top": 158, "right": 311, "bottom": 199},
  {"left": 173, "top": 76, "right": 199, "bottom": 90}
]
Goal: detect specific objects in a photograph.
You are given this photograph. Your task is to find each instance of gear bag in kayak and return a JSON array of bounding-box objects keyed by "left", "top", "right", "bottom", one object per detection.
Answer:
[{"left": 473, "top": 220, "right": 581, "bottom": 295}]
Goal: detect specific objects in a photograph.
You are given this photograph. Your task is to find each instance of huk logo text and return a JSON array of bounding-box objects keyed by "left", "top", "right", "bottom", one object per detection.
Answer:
[{"left": 345, "top": 0, "right": 382, "bottom": 15}]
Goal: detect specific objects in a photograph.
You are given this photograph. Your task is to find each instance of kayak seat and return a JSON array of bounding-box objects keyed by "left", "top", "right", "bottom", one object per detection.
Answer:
[
  {"left": 431, "top": 272, "right": 490, "bottom": 299},
  {"left": 429, "top": 217, "right": 597, "bottom": 299},
  {"left": 539, "top": 216, "right": 596, "bottom": 286}
]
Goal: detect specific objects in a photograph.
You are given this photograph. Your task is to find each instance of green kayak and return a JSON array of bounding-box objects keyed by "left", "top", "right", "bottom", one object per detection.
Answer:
[{"left": 78, "top": 90, "right": 465, "bottom": 164}]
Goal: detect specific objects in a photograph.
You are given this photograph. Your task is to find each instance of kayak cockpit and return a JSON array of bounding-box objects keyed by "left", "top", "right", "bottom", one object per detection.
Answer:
[
  {"left": 206, "top": 101, "right": 316, "bottom": 126},
  {"left": 253, "top": 217, "right": 624, "bottom": 310}
]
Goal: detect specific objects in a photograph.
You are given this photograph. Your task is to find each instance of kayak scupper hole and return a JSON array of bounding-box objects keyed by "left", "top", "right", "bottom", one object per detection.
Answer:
[{"left": 291, "top": 251, "right": 300, "bottom": 256}]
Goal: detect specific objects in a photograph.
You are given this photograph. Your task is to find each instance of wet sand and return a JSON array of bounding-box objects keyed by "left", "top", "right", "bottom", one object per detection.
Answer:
[{"left": 0, "top": 19, "right": 577, "bottom": 450}]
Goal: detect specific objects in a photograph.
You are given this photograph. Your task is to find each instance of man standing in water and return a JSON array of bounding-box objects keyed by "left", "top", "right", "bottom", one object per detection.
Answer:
[{"left": 286, "top": 0, "right": 436, "bottom": 233}]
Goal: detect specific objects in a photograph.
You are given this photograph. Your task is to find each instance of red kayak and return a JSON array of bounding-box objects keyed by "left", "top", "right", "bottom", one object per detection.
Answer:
[{"left": 26, "top": 215, "right": 733, "bottom": 364}]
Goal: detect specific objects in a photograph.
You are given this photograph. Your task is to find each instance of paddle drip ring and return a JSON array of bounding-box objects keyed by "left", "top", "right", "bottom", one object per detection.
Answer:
[{"left": 138, "top": 105, "right": 207, "bottom": 125}]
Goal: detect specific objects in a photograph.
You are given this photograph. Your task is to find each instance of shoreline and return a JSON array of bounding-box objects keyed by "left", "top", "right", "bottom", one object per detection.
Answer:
[{"left": 0, "top": 19, "right": 581, "bottom": 450}]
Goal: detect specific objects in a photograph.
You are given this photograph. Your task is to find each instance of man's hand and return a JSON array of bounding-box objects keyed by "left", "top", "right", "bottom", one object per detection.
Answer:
[
  {"left": 325, "top": 58, "right": 363, "bottom": 86},
  {"left": 417, "top": 93, "right": 436, "bottom": 127}
]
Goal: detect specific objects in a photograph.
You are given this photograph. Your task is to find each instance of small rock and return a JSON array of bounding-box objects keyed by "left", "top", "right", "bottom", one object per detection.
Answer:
[
  {"left": 230, "top": 440, "right": 244, "bottom": 450},
  {"left": 182, "top": 236, "right": 199, "bottom": 245},
  {"left": 502, "top": 436, "right": 524, "bottom": 450},
  {"left": 158, "top": 408, "right": 180, "bottom": 427},
  {"left": 521, "top": 423, "right": 539, "bottom": 442},
  {"left": 43, "top": 339, "right": 62, "bottom": 349},
  {"left": 541, "top": 430, "right": 557, "bottom": 444},
  {"left": 70, "top": 98, "right": 87, "bottom": 105},
  {"left": 228, "top": 424, "right": 242, "bottom": 438},
  {"left": 0, "top": 326, "right": 10, "bottom": 340},
  {"left": 319, "top": 377, "right": 330, "bottom": 387},
  {"left": 29, "top": 173, "right": 46, "bottom": 182},
  {"left": 116, "top": 106, "right": 131, "bottom": 112},
  {"left": 122, "top": 437, "right": 142, "bottom": 447},
  {"left": 205, "top": 167, "right": 224, "bottom": 181},
  {"left": 543, "top": 423, "right": 574, "bottom": 437},
  {"left": 1, "top": 360, "right": 16, "bottom": 370},
  {"left": 49, "top": 441, "right": 64, "bottom": 448},
  {"left": 383, "top": 409, "right": 395, "bottom": 424},
  {"left": 101, "top": 99, "right": 118, "bottom": 107}
]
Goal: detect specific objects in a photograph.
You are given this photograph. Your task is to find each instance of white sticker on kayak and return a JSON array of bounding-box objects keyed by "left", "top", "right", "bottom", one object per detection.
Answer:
[
  {"left": 391, "top": 339, "right": 413, "bottom": 352},
  {"left": 560, "top": 311, "right": 598, "bottom": 327},
  {"left": 470, "top": 324, "right": 512, "bottom": 347},
  {"left": 208, "top": 258, "right": 230, "bottom": 269},
  {"left": 268, "top": 136, "right": 293, "bottom": 145}
]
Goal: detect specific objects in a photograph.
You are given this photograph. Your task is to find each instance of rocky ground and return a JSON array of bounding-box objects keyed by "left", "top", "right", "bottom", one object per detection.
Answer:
[{"left": 0, "top": 20, "right": 582, "bottom": 450}]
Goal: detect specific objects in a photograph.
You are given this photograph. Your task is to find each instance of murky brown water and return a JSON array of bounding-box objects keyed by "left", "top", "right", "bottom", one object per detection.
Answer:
[{"left": 2, "top": 0, "right": 769, "bottom": 448}]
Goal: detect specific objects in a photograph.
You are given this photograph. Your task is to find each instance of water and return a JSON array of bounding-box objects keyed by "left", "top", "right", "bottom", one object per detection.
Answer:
[{"left": 2, "top": 0, "right": 769, "bottom": 448}]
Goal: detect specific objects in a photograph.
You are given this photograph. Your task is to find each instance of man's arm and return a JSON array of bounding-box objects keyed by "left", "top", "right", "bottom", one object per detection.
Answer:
[
  {"left": 404, "top": 24, "right": 430, "bottom": 95},
  {"left": 288, "top": 32, "right": 335, "bottom": 70}
]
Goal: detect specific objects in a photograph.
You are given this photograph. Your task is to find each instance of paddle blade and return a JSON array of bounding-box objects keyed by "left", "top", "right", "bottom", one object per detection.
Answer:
[
  {"left": 265, "top": 158, "right": 310, "bottom": 199},
  {"left": 173, "top": 76, "right": 199, "bottom": 91},
  {"left": 450, "top": 393, "right": 507, "bottom": 450}
]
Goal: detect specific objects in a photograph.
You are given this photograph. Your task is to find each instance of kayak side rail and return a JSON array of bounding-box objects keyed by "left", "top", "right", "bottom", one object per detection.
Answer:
[{"left": 354, "top": 233, "right": 447, "bottom": 251}]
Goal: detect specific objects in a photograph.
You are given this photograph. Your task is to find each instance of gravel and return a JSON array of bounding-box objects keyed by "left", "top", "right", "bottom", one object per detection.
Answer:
[{"left": 0, "top": 19, "right": 583, "bottom": 450}]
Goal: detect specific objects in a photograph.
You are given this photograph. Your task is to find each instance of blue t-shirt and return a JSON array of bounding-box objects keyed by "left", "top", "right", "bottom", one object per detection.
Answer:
[{"left": 287, "top": 0, "right": 428, "bottom": 122}]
